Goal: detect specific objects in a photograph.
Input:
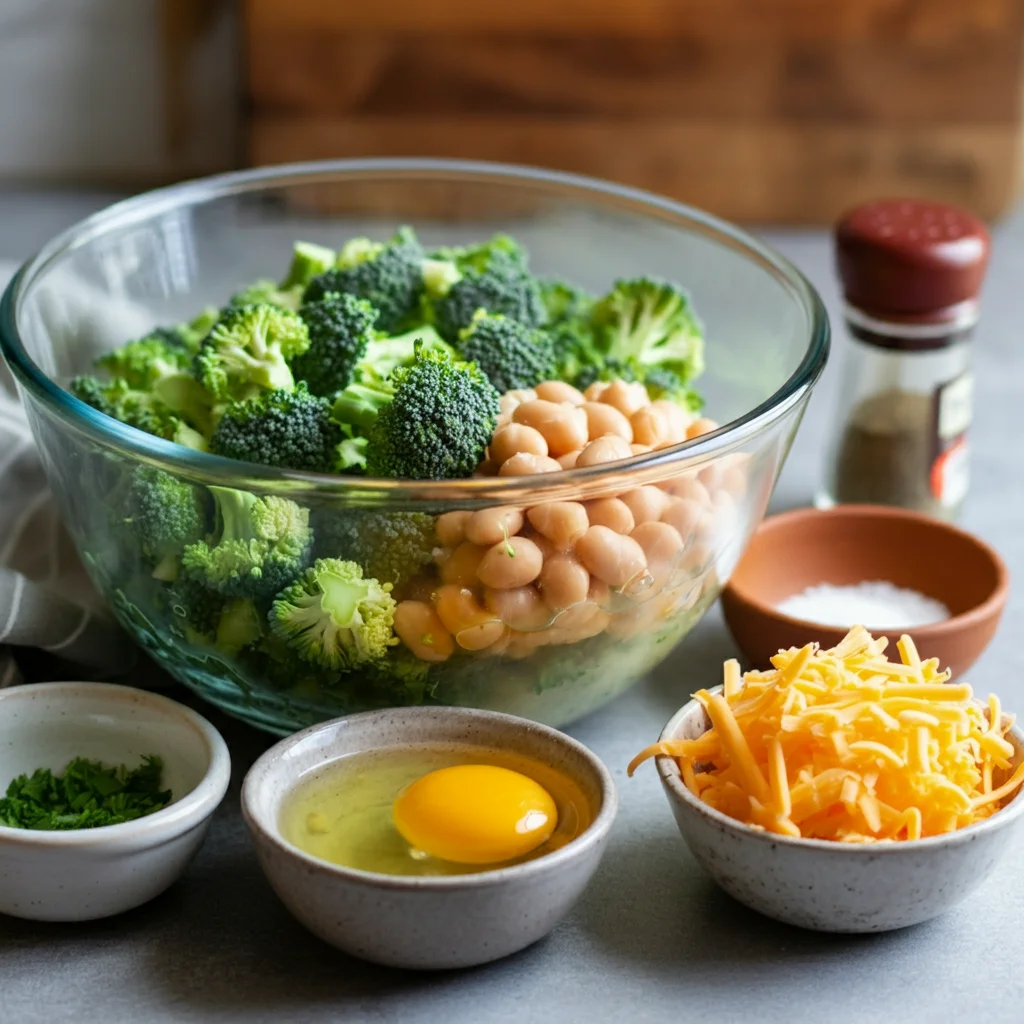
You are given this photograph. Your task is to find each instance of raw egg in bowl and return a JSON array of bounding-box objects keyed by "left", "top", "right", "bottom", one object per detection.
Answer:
[{"left": 241, "top": 706, "right": 617, "bottom": 969}]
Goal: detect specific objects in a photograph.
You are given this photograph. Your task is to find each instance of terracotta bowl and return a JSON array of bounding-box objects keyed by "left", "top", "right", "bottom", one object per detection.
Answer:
[{"left": 720, "top": 505, "right": 1008, "bottom": 679}]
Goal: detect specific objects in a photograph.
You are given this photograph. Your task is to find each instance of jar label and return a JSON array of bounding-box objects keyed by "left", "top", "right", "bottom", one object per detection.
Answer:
[{"left": 931, "top": 372, "right": 972, "bottom": 506}]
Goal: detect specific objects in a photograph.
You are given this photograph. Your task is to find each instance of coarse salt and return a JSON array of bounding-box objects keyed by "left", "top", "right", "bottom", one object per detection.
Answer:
[{"left": 776, "top": 580, "right": 950, "bottom": 630}]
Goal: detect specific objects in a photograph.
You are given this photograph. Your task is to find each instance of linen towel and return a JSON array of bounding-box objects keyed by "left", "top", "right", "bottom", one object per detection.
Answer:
[{"left": 0, "top": 261, "right": 145, "bottom": 686}]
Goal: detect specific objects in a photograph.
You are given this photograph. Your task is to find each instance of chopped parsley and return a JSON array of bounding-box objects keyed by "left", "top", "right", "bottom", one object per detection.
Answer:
[{"left": 0, "top": 756, "right": 172, "bottom": 831}]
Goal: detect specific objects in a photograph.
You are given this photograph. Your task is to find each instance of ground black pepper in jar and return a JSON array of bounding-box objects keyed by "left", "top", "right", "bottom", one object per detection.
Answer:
[{"left": 817, "top": 199, "right": 990, "bottom": 520}]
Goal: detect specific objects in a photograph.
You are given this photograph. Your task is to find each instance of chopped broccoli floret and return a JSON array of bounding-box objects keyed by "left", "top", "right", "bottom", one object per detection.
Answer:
[
  {"left": 292, "top": 293, "right": 379, "bottom": 397},
  {"left": 209, "top": 383, "right": 343, "bottom": 472},
  {"left": 195, "top": 304, "right": 310, "bottom": 401},
  {"left": 269, "top": 558, "right": 398, "bottom": 670},
  {"left": 181, "top": 486, "right": 312, "bottom": 598},
  {"left": 588, "top": 277, "right": 704, "bottom": 389},
  {"left": 330, "top": 379, "right": 395, "bottom": 432},
  {"left": 365, "top": 345, "right": 500, "bottom": 480},
  {"left": 456, "top": 309, "right": 556, "bottom": 393},
  {"left": 97, "top": 335, "right": 191, "bottom": 388},
  {"left": 313, "top": 509, "right": 436, "bottom": 589},
  {"left": 229, "top": 280, "right": 303, "bottom": 312},
  {"left": 431, "top": 235, "right": 547, "bottom": 342},
  {"left": 304, "top": 227, "right": 426, "bottom": 333},
  {"left": 281, "top": 241, "right": 337, "bottom": 290},
  {"left": 538, "top": 277, "right": 595, "bottom": 326},
  {"left": 164, "top": 576, "right": 225, "bottom": 642},
  {"left": 122, "top": 468, "right": 206, "bottom": 577},
  {"left": 215, "top": 597, "right": 264, "bottom": 655},
  {"left": 72, "top": 375, "right": 209, "bottom": 450}
]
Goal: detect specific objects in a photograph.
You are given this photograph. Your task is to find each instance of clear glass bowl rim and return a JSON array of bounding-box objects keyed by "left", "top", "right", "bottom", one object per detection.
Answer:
[{"left": 0, "top": 158, "right": 830, "bottom": 500}]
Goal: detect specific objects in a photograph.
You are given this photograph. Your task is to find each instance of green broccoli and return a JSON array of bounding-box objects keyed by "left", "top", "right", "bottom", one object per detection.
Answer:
[
  {"left": 328, "top": 325, "right": 453, "bottom": 431},
  {"left": 365, "top": 345, "right": 500, "bottom": 480},
  {"left": 538, "top": 277, "right": 595, "bottom": 325},
  {"left": 194, "top": 304, "right": 310, "bottom": 401},
  {"left": 304, "top": 227, "right": 426, "bottom": 333},
  {"left": 72, "top": 375, "right": 209, "bottom": 451},
  {"left": 209, "top": 383, "right": 343, "bottom": 473},
  {"left": 164, "top": 576, "right": 225, "bottom": 643},
  {"left": 291, "top": 292, "right": 379, "bottom": 397},
  {"left": 456, "top": 309, "right": 556, "bottom": 393},
  {"left": 215, "top": 597, "right": 264, "bottom": 655},
  {"left": 588, "top": 277, "right": 704, "bottom": 391},
  {"left": 176, "top": 307, "right": 221, "bottom": 352},
  {"left": 229, "top": 279, "right": 303, "bottom": 312},
  {"left": 431, "top": 234, "right": 547, "bottom": 342},
  {"left": 269, "top": 558, "right": 398, "bottom": 670},
  {"left": 281, "top": 241, "right": 337, "bottom": 290},
  {"left": 122, "top": 468, "right": 206, "bottom": 579},
  {"left": 181, "top": 486, "right": 312, "bottom": 598},
  {"left": 313, "top": 509, "right": 436, "bottom": 590}
]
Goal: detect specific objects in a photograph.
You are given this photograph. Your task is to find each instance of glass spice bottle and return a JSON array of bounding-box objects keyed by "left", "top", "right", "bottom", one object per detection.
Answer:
[{"left": 817, "top": 199, "right": 990, "bottom": 521}]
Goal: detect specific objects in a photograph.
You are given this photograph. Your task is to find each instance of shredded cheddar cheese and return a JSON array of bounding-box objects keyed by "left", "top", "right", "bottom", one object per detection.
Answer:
[{"left": 628, "top": 626, "right": 1024, "bottom": 842}]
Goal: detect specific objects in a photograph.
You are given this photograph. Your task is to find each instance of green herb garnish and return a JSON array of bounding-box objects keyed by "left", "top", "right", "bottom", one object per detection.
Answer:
[{"left": 0, "top": 756, "right": 172, "bottom": 831}]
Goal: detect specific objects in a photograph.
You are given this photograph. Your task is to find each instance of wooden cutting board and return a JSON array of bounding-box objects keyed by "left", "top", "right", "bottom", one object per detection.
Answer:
[{"left": 243, "top": 0, "right": 1024, "bottom": 223}]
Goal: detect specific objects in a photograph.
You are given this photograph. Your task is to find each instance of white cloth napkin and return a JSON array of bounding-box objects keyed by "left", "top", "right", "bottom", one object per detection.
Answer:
[{"left": 0, "top": 261, "right": 142, "bottom": 687}]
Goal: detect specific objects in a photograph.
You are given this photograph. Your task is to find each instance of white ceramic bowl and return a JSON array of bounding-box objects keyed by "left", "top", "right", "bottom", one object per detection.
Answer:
[
  {"left": 242, "top": 706, "right": 618, "bottom": 969},
  {"left": 656, "top": 689, "right": 1024, "bottom": 933},
  {"left": 0, "top": 681, "right": 231, "bottom": 921}
]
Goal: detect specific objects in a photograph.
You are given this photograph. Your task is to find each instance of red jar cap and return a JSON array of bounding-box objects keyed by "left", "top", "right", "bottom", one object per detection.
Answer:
[{"left": 835, "top": 199, "right": 990, "bottom": 319}]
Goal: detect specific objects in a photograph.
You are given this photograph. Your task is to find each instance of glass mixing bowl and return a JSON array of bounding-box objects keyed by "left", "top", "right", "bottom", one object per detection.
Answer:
[{"left": 0, "top": 160, "right": 828, "bottom": 734}]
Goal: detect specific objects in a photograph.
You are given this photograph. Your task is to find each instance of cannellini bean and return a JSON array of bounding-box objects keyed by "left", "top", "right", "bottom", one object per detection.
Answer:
[
  {"left": 585, "top": 497, "right": 635, "bottom": 535},
  {"left": 433, "top": 585, "right": 507, "bottom": 651},
  {"left": 527, "top": 501, "right": 589, "bottom": 548},
  {"left": 438, "top": 541, "right": 487, "bottom": 586},
  {"left": 651, "top": 400, "right": 692, "bottom": 442},
  {"left": 698, "top": 461, "right": 728, "bottom": 492},
  {"left": 670, "top": 474, "right": 712, "bottom": 506},
  {"left": 513, "top": 400, "right": 589, "bottom": 457},
  {"left": 575, "top": 525, "right": 648, "bottom": 587},
  {"left": 490, "top": 423, "right": 548, "bottom": 464},
  {"left": 584, "top": 381, "right": 611, "bottom": 402},
  {"left": 476, "top": 535, "right": 544, "bottom": 589},
  {"left": 582, "top": 402, "right": 633, "bottom": 443},
  {"left": 630, "top": 405, "right": 672, "bottom": 448},
  {"left": 553, "top": 600, "right": 605, "bottom": 632},
  {"left": 630, "top": 444, "right": 651, "bottom": 456},
  {"left": 686, "top": 417, "right": 719, "bottom": 440},
  {"left": 620, "top": 486, "right": 668, "bottom": 524},
  {"left": 474, "top": 460, "right": 499, "bottom": 477},
  {"left": 435, "top": 510, "right": 471, "bottom": 547},
  {"left": 556, "top": 606, "right": 612, "bottom": 643},
  {"left": 631, "top": 521, "right": 684, "bottom": 566},
  {"left": 599, "top": 379, "right": 649, "bottom": 417},
  {"left": 537, "top": 553, "right": 591, "bottom": 611},
  {"left": 465, "top": 506, "right": 524, "bottom": 546},
  {"left": 575, "top": 434, "right": 634, "bottom": 467},
  {"left": 661, "top": 497, "right": 705, "bottom": 541},
  {"left": 504, "top": 388, "right": 537, "bottom": 410},
  {"left": 483, "top": 585, "right": 552, "bottom": 630},
  {"left": 535, "top": 380, "right": 585, "bottom": 406},
  {"left": 499, "top": 452, "right": 563, "bottom": 476},
  {"left": 394, "top": 601, "right": 454, "bottom": 662},
  {"left": 558, "top": 449, "right": 582, "bottom": 469}
]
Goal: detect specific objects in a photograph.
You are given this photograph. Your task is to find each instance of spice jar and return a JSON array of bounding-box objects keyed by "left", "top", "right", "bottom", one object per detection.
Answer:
[{"left": 817, "top": 199, "right": 990, "bottom": 520}]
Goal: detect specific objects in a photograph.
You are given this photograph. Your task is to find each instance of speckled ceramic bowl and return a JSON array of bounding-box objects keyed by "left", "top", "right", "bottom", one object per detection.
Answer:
[
  {"left": 0, "top": 681, "right": 230, "bottom": 921},
  {"left": 241, "top": 706, "right": 618, "bottom": 969},
  {"left": 656, "top": 689, "right": 1024, "bottom": 932}
]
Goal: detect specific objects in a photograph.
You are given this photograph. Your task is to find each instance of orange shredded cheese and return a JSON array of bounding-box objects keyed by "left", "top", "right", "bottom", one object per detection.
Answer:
[{"left": 627, "top": 626, "right": 1024, "bottom": 842}]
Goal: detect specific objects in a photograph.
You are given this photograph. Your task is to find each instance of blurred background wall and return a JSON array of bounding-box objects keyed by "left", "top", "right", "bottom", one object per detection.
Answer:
[
  {"left": 1, "top": 0, "right": 1021, "bottom": 223},
  {"left": 0, "top": 0, "right": 237, "bottom": 185}
]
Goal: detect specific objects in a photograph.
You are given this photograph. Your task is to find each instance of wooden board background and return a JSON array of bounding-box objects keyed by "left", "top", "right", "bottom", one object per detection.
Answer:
[{"left": 244, "top": 0, "right": 1024, "bottom": 223}]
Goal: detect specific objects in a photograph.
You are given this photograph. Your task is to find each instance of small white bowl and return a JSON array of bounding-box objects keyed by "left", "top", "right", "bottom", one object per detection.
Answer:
[
  {"left": 656, "top": 689, "right": 1024, "bottom": 933},
  {"left": 242, "top": 706, "right": 618, "bottom": 970},
  {"left": 0, "top": 681, "right": 230, "bottom": 921}
]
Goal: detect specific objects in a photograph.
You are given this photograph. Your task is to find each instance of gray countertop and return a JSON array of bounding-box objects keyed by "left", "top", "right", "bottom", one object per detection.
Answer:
[{"left": 2, "top": 190, "right": 1023, "bottom": 1024}]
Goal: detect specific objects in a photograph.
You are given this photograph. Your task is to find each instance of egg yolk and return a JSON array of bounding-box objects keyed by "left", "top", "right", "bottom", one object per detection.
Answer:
[{"left": 392, "top": 764, "right": 558, "bottom": 865}]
